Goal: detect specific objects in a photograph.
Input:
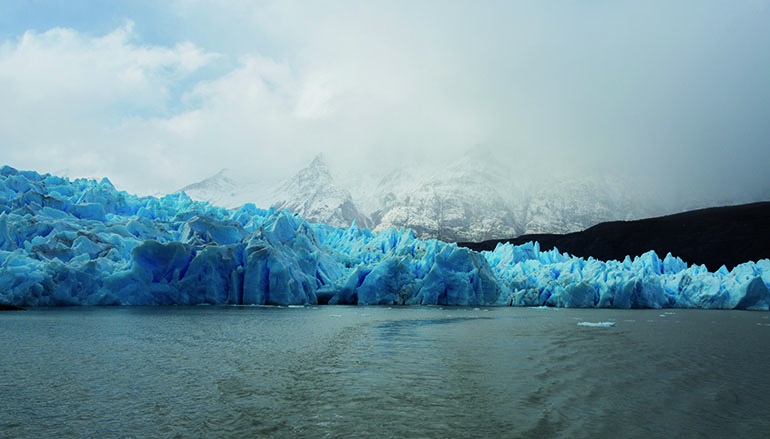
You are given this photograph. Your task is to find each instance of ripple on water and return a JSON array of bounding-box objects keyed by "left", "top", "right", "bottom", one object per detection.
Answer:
[{"left": 1, "top": 307, "right": 770, "bottom": 438}]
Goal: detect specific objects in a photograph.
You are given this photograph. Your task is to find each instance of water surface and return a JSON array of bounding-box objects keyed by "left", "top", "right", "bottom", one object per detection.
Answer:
[{"left": 2, "top": 306, "right": 769, "bottom": 438}]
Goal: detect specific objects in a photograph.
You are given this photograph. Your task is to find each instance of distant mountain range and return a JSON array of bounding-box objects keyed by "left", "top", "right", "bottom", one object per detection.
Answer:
[
  {"left": 178, "top": 153, "right": 746, "bottom": 242},
  {"left": 459, "top": 201, "right": 770, "bottom": 271}
]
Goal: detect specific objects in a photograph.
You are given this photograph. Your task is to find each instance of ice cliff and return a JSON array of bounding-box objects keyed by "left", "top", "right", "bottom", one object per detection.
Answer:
[{"left": 1, "top": 166, "right": 768, "bottom": 309}]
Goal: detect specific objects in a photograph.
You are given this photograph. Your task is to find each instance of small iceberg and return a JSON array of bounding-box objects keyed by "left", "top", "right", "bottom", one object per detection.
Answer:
[{"left": 577, "top": 321, "right": 616, "bottom": 328}]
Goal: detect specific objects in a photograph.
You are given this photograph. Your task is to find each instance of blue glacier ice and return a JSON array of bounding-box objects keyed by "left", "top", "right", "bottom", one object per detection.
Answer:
[{"left": 1, "top": 165, "right": 768, "bottom": 309}]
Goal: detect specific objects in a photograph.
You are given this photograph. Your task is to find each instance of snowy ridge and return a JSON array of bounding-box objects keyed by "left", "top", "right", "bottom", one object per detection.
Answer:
[
  {"left": 516, "top": 175, "right": 644, "bottom": 234},
  {"left": 181, "top": 154, "right": 370, "bottom": 230},
  {"left": 180, "top": 153, "right": 657, "bottom": 242},
  {"left": 1, "top": 165, "right": 769, "bottom": 309},
  {"left": 364, "top": 157, "right": 520, "bottom": 241},
  {"left": 271, "top": 154, "right": 371, "bottom": 229},
  {"left": 178, "top": 169, "right": 277, "bottom": 210}
]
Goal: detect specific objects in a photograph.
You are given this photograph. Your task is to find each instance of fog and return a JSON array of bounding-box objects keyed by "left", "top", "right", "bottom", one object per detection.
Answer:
[{"left": 1, "top": 1, "right": 768, "bottom": 207}]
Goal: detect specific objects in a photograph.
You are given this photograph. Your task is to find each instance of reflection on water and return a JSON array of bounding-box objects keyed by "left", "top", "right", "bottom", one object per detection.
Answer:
[{"left": 2, "top": 306, "right": 770, "bottom": 438}]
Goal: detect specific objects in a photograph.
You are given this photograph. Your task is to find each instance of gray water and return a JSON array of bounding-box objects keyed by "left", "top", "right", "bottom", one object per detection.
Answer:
[{"left": 2, "top": 307, "right": 769, "bottom": 439}]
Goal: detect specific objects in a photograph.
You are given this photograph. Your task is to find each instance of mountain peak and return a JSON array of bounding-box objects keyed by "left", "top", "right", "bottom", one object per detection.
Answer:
[
  {"left": 288, "top": 153, "right": 332, "bottom": 187},
  {"left": 178, "top": 153, "right": 663, "bottom": 242},
  {"left": 309, "top": 153, "right": 327, "bottom": 168}
]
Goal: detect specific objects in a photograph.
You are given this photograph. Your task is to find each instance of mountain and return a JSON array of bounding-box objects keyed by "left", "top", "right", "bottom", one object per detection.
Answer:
[
  {"left": 177, "top": 169, "right": 240, "bottom": 207},
  {"left": 180, "top": 155, "right": 370, "bottom": 229},
  {"left": 357, "top": 156, "right": 520, "bottom": 242},
  {"left": 178, "top": 153, "right": 671, "bottom": 242},
  {"left": 459, "top": 201, "right": 770, "bottom": 271},
  {"left": 177, "top": 168, "right": 277, "bottom": 209},
  {"left": 356, "top": 155, "right": 662, "bottom": 241},
  {"left": 271, "top": 154, "right": 371, "bottom": 229},
  {"left": 514, "top": 175, "right": 652, "bottom": 235}
]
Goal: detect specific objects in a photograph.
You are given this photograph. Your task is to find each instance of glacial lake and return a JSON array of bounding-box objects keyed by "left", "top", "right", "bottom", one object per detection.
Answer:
[{"left": 2, "top": 306, "right": 770, "bottom": 438}]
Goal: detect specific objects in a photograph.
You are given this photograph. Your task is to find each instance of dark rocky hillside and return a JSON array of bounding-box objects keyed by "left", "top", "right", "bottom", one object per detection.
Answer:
[{"left": 458, "top": 202, "right": 770, "bottom": 271}]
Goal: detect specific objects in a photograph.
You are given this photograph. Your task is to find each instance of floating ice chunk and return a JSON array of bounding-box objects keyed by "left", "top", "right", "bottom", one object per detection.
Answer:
[{"left": 578, "top": 321, "right": 616, "bottom": 327}]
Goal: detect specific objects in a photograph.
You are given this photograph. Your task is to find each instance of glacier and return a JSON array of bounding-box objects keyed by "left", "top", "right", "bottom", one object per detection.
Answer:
[{"left": 1, "top": 165, "right": 769, "bottom": 309}]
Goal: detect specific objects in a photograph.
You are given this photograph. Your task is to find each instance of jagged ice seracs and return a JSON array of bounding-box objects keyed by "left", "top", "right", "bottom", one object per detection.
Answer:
[{"left": 1, "top": 165, "right": 768, "bottom": 309}]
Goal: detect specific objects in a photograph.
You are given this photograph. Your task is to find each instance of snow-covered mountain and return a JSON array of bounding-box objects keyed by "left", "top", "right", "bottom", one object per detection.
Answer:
[
  {"left": 180, "top": 154, "right": 370, "bottom": 229},
  {"left": 177, "top": 169, "right": 276, "bottom": 209},
  {"left": 352, "top": 155, "right": 657, "bottom": 241},
  {"left": 271, "top": 154, "right": 371, "bottom": 229},
  {"left": 179, "top": 153, "right": 663, "bottom": 242},
  {"left": 354, "top": 156, "right": 520, "bottom": 242},
  {"left": 514, "top": 176, "right": 652, "bottom": 235}
]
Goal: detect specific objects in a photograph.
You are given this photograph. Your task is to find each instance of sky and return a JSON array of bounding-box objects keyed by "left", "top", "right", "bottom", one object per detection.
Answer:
[{"left": 1, "top": 1, "right": 769, "bottom": 203}]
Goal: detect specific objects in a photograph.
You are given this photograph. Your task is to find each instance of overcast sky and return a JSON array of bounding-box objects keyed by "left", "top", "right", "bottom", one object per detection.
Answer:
[{"left": 1, "top": 1, "right": 769, "bottom": 202}]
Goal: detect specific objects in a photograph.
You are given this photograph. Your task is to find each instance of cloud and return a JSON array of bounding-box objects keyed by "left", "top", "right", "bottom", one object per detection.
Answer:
[
  {"left": 1, "top": 1, "right": 769, "bottom": 207},
  {"left": 0, "top": 21, "right": 218, "bottom": 192},
  {"left": 0, "top": 21, "right": 215, "bottom": 117}
]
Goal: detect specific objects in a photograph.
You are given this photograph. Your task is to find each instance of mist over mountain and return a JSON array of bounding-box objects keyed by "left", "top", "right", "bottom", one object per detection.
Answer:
[
  {"left": 4, "top": 2, "right": 770, "bottom": 207},
  {"left": 178, "top": 151, "right": 764, "bottom": 242},
  {"left": 180, "top": 154, "right": 371, "bottom": 230},
  {"left": 271, "top": 154, "right": 372, "bottom": 229}
]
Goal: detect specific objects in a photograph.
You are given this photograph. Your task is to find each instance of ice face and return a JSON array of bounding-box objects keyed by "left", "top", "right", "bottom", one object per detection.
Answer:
[{"left": 0, "top": 165, "right": 768, "bottom": 309}]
